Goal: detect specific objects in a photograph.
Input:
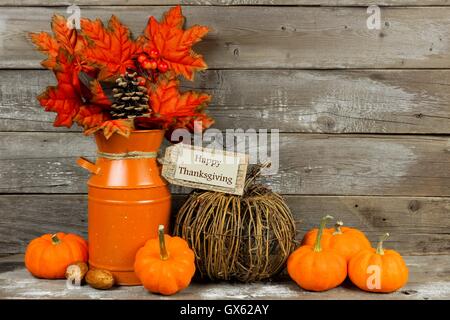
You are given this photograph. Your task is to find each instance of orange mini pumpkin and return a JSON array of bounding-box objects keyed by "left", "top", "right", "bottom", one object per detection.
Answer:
[
  {"left": 25, "top": 232, "right": 88, "bottom": 279},
  {"left": 348, "top": 233, "right": 408, "bottom": 293},
  {"left": 134, "top": 225, "right": 195, "bottom": 295},
  {"left": 302, "top": 221, "right": 371, "bottom": 262},
  {"left": 287, "top": 215, "right": 347, "bottom": 292}
]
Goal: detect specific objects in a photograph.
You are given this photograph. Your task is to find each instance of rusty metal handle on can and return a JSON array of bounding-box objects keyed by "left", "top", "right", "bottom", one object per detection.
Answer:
[{"left": 77, "top": 157, "right": 101, "bottom": 175}]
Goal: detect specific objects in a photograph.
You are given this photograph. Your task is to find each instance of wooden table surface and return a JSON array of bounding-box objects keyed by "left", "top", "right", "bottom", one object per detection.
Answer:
[{"left": 1, "top": 254, "right": 448, "bottom": 300}]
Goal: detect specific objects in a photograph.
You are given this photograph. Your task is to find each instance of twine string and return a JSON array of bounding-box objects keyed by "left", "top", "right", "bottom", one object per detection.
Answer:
[{"left": 97, "top": 150, "right": 158, "bottom": 160}]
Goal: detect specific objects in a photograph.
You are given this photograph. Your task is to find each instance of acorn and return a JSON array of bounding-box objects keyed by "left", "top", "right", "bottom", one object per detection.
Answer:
[{"left": 85, "top": 269, "right": 115, "bottom": 290}]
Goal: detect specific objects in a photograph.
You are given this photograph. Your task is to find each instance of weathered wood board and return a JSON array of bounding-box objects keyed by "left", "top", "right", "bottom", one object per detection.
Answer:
[
  {"left": 1, "top": 254, "right": 448, "bottom": 299},
  {"left": 0, "top": 132, "right": 449, "bottom": 196},
  {"left": 2, "top": 70, "right": 450, "bottom": 134},
  {"left": 3, "top": 1, "right": 450, "bottom": 7},
  {"left": 1, "top": 6, "right": 450, "bottom": 69},
  {"left": 1, "top": 194, "right": 449, "bottom": 256}
]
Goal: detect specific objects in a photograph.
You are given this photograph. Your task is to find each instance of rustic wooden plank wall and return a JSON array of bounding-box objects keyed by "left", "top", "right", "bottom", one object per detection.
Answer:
[
  {"left": 0, "top": 1, "right": 449, "bottom": 256},
  {"left": 4, "top": 7, "right": 450, "bottom": 69}
]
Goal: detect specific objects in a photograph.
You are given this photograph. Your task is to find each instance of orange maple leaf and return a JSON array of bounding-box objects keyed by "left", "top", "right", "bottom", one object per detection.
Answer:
[
  {"left": 51, "top": 14, "right": 78, "bottom": 54},
  {"left": 81, "top": 15, "right": 138, "bottom": 81},
  {"left": 135, "top": 78, "right": 212, "bottom": 132},
  {"left": 30, "top": 15, "right": 89, "bottom": 71},
  {"left": 142, "top": 6, "right": 209, "bottom": 81},
  {"left": 85, "top": 119, "right": 133, "bottom": 139},
  {"left": 29, "top": 32, "right": 60, "bottom": 69},
  {"left": 151, "top": 78, "right": 211, "bottom": 118},
  {"left": 52, "top": 50, "right": 83, "bottom": 93},
  {"left": 74, "top": 105, "right": 110, "bottom": 130}
]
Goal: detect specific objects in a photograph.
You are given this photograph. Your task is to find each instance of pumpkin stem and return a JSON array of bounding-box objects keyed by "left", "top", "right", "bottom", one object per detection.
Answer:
[
  {"left": 313, "top": 215, "right": 334, "bottom": 252},
  {"left": 376, "top": 233, "right": 390, "bottom": 255},
  {"left": 158, "top": 225, "right": 169, "bottom": 261},
  {"left": 333, "top": 221, "right": 344, "bottom": 235},
  {"left": 51, "top": 234, "right": 61, "bottom": 245}
]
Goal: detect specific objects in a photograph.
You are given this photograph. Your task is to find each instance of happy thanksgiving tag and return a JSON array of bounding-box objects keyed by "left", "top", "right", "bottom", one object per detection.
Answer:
[{"left": 162, "top": 144, "right": 249, "bottom": 195}]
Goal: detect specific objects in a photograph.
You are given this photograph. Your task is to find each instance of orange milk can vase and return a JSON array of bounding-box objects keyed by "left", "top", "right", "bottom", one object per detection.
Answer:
[{"left": 77, "top": 130, "right": 171, "bottom": 285}]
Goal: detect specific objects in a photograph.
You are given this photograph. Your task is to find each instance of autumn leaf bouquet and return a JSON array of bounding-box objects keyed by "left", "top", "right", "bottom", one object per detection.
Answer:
[{"left": 29, "top": 6, "right": 213, "bottom": 139}]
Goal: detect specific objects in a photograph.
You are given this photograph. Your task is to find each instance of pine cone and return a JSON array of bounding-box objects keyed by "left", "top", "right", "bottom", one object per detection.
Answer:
[{"left": 110, "top": 71, "right": 150, "bottom": 119}]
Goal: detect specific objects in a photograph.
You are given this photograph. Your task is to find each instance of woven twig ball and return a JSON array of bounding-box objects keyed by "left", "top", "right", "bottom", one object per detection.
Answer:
[{"left": 174, "top": 164, "right": 296, "bottom": 282}]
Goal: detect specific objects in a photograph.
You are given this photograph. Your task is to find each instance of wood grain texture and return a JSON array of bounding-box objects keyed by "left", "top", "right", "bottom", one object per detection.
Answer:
[
  {"left": 2, "top": 69, "right": 450, "bottom": 134},
  {"left": 3, "top": 1, "right": 450, "bottom": 6},
  {"left": 0, "top": 194, "right": 449, "bottom": 256},
  {"left": 2, "top": 6, "right": 450, "bottom": 69},
  {"left": 0, "top": 254, "right": 449, "bottom": 299},
  {"left": 1, "top": 132, "right": 449, "bottom": 196}
]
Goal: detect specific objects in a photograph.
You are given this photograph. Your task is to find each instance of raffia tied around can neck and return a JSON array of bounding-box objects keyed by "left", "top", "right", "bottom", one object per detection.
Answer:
[{"left": 97, "top": 151, "right": 158, "bottom": 160}]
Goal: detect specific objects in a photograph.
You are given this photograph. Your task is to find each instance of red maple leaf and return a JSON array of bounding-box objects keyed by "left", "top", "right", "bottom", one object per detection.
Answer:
[
  {"left": 81, "top": 15, "right": 139, "bottom": 81},
  {"left": 38, "top": 82, "right": 81, "bottom": 128},
  {"left": 89, "top": 80, "right": 112, "bottom": 108},
  {"left": 31, "top": 15, "right": 113, "bottom": 131},
  {"left": 36, "top": 48, "right": 85, "bottom": 128},
  {"left": 141, "top": 5, "right": 209, "bottom": 81}
]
